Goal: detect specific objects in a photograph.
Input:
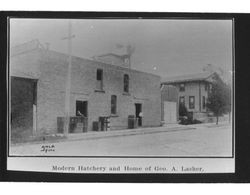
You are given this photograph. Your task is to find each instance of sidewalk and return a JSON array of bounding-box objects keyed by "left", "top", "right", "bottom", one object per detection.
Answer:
[
  {"left": 187, "top": 121, "right": 231, "bottom": 129},
  {"left": 65, "top": 124, "right": 195, "bottom": 142},
  {"left": 11, "top": 122, "right": 231, "bottom": 146},
  {"left": 66, "top": 121, "right": 230, "bottom": 142}
]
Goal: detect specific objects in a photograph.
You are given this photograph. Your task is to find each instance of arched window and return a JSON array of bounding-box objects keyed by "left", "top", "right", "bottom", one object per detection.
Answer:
[{"left": 124, "top": 74, "right": 129, "bottom": 93}]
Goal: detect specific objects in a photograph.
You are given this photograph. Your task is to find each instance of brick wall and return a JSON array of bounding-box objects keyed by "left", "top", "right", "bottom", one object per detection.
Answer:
[
  {"left": 10, "top": 49, "right": 41, "bottom": 77},
  {"left": 11, "top": 49, "right": 161, "bottom": 134}
]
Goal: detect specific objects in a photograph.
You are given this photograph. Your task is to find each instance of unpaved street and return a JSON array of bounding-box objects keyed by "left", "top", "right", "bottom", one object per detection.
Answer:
[{"left": 10, "top": 123, "right": 233, "bottom": 157}]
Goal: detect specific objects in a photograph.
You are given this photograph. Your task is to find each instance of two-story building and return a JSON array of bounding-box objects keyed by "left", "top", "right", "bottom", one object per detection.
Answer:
[
  {"left": 10, "top": 40, "right": 161, "bottom": 139},
  {"left": 161, "top": 72, "right": 221, "bottom": 121}
]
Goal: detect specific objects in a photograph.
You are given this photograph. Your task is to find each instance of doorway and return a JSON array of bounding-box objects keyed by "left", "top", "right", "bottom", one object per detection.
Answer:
[
  {"left": 135, "top": 103, "right": 142, "bottom": 127},
  {"left": 11, "top": 77, "right": 37, "bottom": 137},
  {"left": 76, "top": 100, "right": 88, "bottom": 117}
]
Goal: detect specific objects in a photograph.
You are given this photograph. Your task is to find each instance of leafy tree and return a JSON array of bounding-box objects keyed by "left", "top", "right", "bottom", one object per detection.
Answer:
[
  {"left": 206, "top": 81, "right": 231, "bottom": 124},
  {"left": 224, "top": 83, "right": 232, "bottom": 122}
]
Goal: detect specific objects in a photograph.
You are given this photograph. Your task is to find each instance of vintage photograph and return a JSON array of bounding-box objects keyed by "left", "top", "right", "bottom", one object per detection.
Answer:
[{"left": 9, "top": 18, "right": 233, "bottom": 159}]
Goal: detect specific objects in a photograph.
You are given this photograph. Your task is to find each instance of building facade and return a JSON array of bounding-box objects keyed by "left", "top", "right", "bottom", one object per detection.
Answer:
[
  {"left": 161, "top": 72, "right": 220, "bottom": 121},
  {"left": 10, "top": 41, "right": 161, "bottom": 137}
]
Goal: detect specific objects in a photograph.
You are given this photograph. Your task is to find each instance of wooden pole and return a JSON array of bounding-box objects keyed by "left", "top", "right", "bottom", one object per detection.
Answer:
[{"left": 62, "top": 20, "right": 75, "bottom": 135}]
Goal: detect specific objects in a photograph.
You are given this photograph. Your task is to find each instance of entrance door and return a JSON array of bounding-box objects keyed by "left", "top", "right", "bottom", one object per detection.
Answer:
[
  {"left": 76, "top": 100, "right": 88, "bottom": 117},
  {"left": 11, "top": 77, "right": 37, "bottom": 139},
  {"left": 164, "top": 101, "right": 177, "bottom": 124},
  {"left": 135, "top": 103, "right": 142, "bottom": 127}
]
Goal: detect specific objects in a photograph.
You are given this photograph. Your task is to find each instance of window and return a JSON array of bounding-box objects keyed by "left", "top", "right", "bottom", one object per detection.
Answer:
[
  {"left": 96, "top": 69, "right": 103, "bottom": 80},
  {"left": 179, "top": 96, "right": 185, "bottom": 106},
  {"left": 189, "top": 96, "right": 195, "bottom": 109},
  {"left": 96, "top": 69, "right": 103, "bottom": 90},
  {"left": 180, "top": 83, "right": 185, "bottom": 92},
  {"left": 76, "top": 100, "right": 88, "bottom": 117},
  {"left": 202, "top": 96, "right": 206, "bottom": 109},
  {"left": 111, "top": 95, "right": 117, "bottom": 115},
  {"left": 124, "top": 74, "right": 129, "bottom": 93}
]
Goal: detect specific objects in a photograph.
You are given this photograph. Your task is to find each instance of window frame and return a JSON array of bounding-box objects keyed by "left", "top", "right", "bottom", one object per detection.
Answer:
[
  {"left": 111, "top": 95, "right": 117, "bottom": 115},
  {"left": 96, "top": 68, "right": 104, "bottom": 91},
  {"left": 96, "top": 69, "right": 103, "bottom": 81},
  {"left": 75, "top": 100, "right": 88, "bottom": 117},
  {"left": 123, "top": 74, "right": 129, "bottom": 93},
  {"left": 180, "top": 83, "right": 185, "bottom": 92},
  {"left": 189, "top": 96, "right": 195, "bottom": 109}
]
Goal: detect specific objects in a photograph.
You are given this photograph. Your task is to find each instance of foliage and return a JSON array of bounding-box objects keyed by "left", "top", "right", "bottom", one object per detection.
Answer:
[{"left": 206, "top": 80, "right": 231, "bottom": 124}]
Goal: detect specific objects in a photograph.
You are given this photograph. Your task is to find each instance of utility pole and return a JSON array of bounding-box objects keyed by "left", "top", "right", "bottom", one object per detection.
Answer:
[{"left": 62, "top": 20, "right": 75, "bottom": 135}]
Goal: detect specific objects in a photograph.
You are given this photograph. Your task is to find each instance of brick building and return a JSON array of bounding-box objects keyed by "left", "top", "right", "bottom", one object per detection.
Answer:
[
  {"left": 161, "top": 72, "right": 221, "bottom": 121},
  {"left": 10, "top": 40, "right": 161, "bottom": 138}
]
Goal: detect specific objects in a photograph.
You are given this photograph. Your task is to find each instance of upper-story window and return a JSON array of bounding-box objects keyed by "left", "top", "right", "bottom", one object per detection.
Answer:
[
  {"left": 96, "top": 69, "right": 103, "bottom": 90},
  {"left": 124, "top": 74, "right": 129, "bottom": 93},
  {"left": 180, "top": 83, "right": 185, "bottom": 92},
  {"left": 111, "top": 95, "right": 117, "bottom": 115},
  {"left": 189, "top": 96, "right": 195, "bottom": 109}
]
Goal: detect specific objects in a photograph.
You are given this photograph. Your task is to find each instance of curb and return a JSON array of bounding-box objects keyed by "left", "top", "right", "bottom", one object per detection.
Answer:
[{"left": 49, "top": 126, "right": 196, "bottom": 143}]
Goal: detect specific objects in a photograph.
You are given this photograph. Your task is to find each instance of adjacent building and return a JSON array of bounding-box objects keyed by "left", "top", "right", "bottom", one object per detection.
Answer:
[
  {"left": 161, "top": 85, "right": 178, "bottom": 125},
  {"left": 10, "top": 40, "right": 161, "bottom": 138},
  {"left": 161, "top": 72, "right": 221, "bottom": 121}
]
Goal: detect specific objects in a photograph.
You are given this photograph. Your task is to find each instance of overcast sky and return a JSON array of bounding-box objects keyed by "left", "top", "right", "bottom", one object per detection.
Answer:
[{"left": 10, "top": 19, "right": 233, "bottom": 79}]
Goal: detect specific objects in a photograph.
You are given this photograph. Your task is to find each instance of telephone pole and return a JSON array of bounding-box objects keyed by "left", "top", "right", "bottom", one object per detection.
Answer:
[{"left": 62, "top": 20, "right": 75, "bottom": 135}]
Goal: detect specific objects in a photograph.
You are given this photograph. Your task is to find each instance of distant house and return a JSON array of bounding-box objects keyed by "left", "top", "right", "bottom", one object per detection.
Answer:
[
  {"left": 161, "top": 72, "right": 222, "bottom": 121},
  {"left": 10, "top": 40, "right": 161, "bottom": 139}
]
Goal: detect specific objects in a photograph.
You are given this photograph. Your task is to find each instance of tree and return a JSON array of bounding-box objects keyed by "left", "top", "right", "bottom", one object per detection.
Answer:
[
  {"left": 206, "top": 81, "right": 231, "bottom": 125},
  {"left": 224, "top": 83, "right": 232, "bottom": 123}
]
